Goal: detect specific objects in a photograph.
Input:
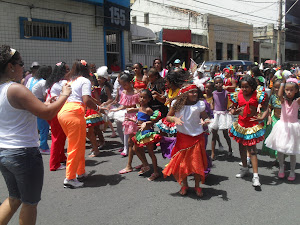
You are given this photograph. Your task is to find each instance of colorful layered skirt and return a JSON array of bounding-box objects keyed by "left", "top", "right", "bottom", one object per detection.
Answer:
[
  {"left": 132, "top": 129, "right": 161, "bottom": 147},
  {"left": 229, "top": 118, "right": 265, "bottom": 146},
  {"left": 156, "top": 117, "right": 177, "bottom": 135},
  {"left": 85, "top": 109, "right": 105, "bottom": 128}
]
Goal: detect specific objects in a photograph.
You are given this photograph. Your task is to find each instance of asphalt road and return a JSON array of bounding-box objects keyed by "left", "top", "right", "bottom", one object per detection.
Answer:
[{"left": 0, "top": 125, "right": 300, "bottom": 225}]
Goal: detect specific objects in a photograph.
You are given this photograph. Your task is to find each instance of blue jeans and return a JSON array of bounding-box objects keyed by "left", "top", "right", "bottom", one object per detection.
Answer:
[
  {"left": 0, "top": 147, "right": 44, "bottom": 205},
  {"left": 37, "top": 117, "right": 50, "bottom": 150}
]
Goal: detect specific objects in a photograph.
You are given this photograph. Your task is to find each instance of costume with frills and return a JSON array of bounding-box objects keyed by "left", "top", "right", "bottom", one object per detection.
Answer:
[
  {"left": 132, "top": 110, "right": 161, "bottom": 147},
  {"left": 208, "top": 90, "right": 233, "bottom": 131},
  {"left": 261, "top": 94, "right": 281, "bottom": 158},
  {"left": 133, "top": 76, "right": 147, "bottom": 89},
  {"left": 162, "top": 100, "right": 208, "bottom": 184},
  {"left": 85, "top": 86, "right": 105, "bottom": 128},
  {"left": 228, "top": 89, "right": 267, "bottom": 146},
  {"left": 119, "top": 92, "right": 139, "bottom": 135},
  {"left": 265, "top": 99, "right": 300, "bottom": 155},
  {"left": 156, "top": 88, "right": 180, "bottom": 135}
]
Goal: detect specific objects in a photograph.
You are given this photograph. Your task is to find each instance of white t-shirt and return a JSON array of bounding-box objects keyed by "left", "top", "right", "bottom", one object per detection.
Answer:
[
  {"left": 26, "top": 77, "right": 46, "bottom": 101},
  {"left": 67, "top": 77, "right": 91, "bottom": 103},
  {"left": 172, "top": 100, "right": 206, "bottom": 136},
  {"left": 51, "top": 80, "right": 67, "bottom": 97},
  {"left": 159, "top": 69, "right": 168, "bottom": 78}
]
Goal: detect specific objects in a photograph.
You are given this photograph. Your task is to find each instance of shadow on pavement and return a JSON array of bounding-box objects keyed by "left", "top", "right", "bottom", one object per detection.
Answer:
[
  {"left": 169, "top": 187, "right": 229, "bottom": 201},
  {"left": 204, "top": 174, "right": 229, "bottom": 186},
  {"left": 85, "top": 159, "right": 108, "bottom": 167},
  {"left": 84, "top": 174, "right": 125, "bottom": 187}
]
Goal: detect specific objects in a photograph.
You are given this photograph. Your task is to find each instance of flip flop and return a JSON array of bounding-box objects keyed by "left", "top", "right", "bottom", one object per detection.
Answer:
[
  {"left": 135, "top": 164, "right": 143, "bottom": 170},
  {"left": 88, "top": 152, "right": 100, "bottom": 158},
  {"left": 119, "top": 168, "right": 133, "bottom": 174},
  {"left": 179, "top": 186, "right": 189, "bottom": 196},
  {"left": 195, "top": 187, "right": 203, "bottom": 197}
]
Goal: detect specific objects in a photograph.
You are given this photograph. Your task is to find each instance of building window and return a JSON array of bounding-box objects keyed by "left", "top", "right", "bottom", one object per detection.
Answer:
[
  {"left": 19, "top": 17, "right": 71, "bottom": 42},
  {"left": 216, "top": 42, "right": 223, "bottom": 60},
  {"left": 227, "top": 44, "right": 233, "bottom": 60},
  {"left": 144, "top": 13, "right": 149, "bottom": 25},
  {"left": 132, "top": 16, "right": 137, "bottom": 25},
  {"left": 106, "top": 30, "right": 121, "bottom": 71}
]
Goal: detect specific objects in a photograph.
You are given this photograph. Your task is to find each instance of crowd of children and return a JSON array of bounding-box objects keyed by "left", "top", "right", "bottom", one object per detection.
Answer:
[{"left": 18, "top": 58, "right": 300, "bottom": 192}]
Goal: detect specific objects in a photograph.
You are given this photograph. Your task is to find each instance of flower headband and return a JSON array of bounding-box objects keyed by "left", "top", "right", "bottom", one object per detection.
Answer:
[
  {"left": 80, "top": 60, "right": 87, "bottom": 66},
  {"left": 286, "top": 78, "right": 299, "bottom": 85},
  {"left": 179, "top": 84, "right": 197, "bottom": 95},
  {"left": 56, "top": 62, "right": 63, "bottom": 66}
]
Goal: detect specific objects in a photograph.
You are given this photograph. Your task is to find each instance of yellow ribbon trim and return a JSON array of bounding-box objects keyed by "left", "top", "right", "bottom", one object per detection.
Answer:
[{"left": 232, "top": 121, "right": 264, "bottom": 135}]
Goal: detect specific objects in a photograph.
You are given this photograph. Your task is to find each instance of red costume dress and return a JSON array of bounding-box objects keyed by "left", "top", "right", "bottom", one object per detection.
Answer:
[
  {"left": 133, "top": 76, "right": 147, "bottom": 89},
  {"left": 228, "top": 89, "right": 267, "bottom": 146}
]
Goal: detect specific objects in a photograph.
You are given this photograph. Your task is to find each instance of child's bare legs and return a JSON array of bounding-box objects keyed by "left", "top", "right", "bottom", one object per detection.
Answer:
[
  {"left": 147, "top": 144, "right": 159, "bottom": 175},
  {"left": 179, "top": 177, "right": 189, "bottom": 195},
  {"left": 247, "top": 145, "right": 258, "bottom": 173},
  {"left": 124, "top": 134, "right": 134, "bottom": 171},
  {"left": 216, "top": 133, "right": 223, "bottom": 149},
  {"left": 222, "top": 129, "right": 233, "bottom": 154},
  {"left": 194, "top": 173, "right": 203, "bottom": 196},
  {"left": 87, "top": 127, "right": 100, "bottom": 156},
  {"left": 107, "top": 120, "right": 117, "bottom": 137},
  {"left": 134, "top": 146, "right": 149, "bottom": 167},
  {"left": 94, "top": 126, "right": 104, "bottom": 146},
  {"left": 211, "top": 129, "right": 218, "bottom": 160},
  {"left": 239, "top": 143, "right": 247, "bottom": 167}
]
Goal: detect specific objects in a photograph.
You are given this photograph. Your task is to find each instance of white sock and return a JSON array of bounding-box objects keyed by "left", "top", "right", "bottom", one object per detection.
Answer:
[{"left": 253, "top": 173, "right": 259, "bottom": 178}]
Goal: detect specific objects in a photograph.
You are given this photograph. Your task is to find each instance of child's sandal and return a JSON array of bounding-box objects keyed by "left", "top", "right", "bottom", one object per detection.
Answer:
[
  {"left": 138, "top": 166, "right": 150, "bottom": 175},
  {"left": 179, "top": 186, "right": 189, "bottom": 196},
  {"left": 147, "top": 173, "right": 160, "bottom": 181},
  {"left": 195, "top": 187, "right": 203, "bottom": 197}
]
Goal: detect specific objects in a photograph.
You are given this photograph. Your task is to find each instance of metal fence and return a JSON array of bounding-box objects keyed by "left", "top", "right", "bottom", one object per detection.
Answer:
[{"left": 132, "top": 42, "right": 160, "bottom": 68}]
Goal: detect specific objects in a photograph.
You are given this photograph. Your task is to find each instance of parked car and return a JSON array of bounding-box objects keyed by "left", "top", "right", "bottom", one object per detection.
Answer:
[{"left": 203, "top": 60, "right": 254, "bottom": 72}]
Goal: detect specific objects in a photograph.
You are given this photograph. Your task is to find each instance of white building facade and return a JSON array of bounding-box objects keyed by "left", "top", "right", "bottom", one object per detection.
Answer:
[{"left": 0, "top": 0, "right": 131, "bottom": 70}]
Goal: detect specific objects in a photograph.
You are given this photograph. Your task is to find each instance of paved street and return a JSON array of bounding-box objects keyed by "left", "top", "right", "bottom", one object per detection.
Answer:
[{"left": 1, "top": 125, "right": 300, "bottom": 225}]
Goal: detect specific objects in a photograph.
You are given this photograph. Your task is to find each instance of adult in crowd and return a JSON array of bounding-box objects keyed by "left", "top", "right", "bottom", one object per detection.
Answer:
[
  {"left": 0, "top": 45, "right": 71, "bottom": 225},
  {"left": 26, "top": 65, "right": 52, "bottom": 154},
  {"left": 22, "top": 61, "right": 40, "bottom": 86},
  {"left": 57, "top": 60, "right": 105, "bottom": 188},
  {"left": 45, "top": 62, "right": 70, "bottom": 171},
  {"left": 153, "top": 58, "right": 168, "bottom": 78}
]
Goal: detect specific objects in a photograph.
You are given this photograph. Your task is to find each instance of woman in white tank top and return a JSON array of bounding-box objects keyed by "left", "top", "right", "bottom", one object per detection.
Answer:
[{"left": 0, "top": 45, "right": 71, "bottom": 225}]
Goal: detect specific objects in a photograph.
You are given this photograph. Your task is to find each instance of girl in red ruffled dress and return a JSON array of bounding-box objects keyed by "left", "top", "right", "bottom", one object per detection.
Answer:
[
  {"left": 229, "top": 75, "right": 268, "bottom": 187},
  {"left": 163, "top": 84, "right": 210, "bottom": 197}
]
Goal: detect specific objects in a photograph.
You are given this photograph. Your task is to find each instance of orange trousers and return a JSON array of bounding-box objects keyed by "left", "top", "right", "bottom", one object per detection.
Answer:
[{"left": 58, "top": 102, "right": 86, "bottom": 180}]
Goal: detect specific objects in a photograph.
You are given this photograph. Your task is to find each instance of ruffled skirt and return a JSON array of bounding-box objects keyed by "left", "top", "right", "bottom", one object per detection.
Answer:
[
  {"left": 132, "top": 129, "right": 161, "bottom": 147},
  {"left": 265, "top": 120, "right": 300, "bottom": 155},
  {"left": 156, "top": 117, "right": 177, "bottom": 135},
  {"left": 85, "top": 109, "right": 105, "bottom": 128},
  {"left": 108, "top": 109, "right": 126, "bottom": 123},
  {"left": 208, "top": 111, "right": 233, "bottom": 131},
  {"left": 229, "top": 121, "right": 265, "bottom": 146},
  {"left": 122, "top": 112, "right": 138, "bottom": 135},
  {"left": 162, "top": 132, "right": 208, "bottom": 184}
]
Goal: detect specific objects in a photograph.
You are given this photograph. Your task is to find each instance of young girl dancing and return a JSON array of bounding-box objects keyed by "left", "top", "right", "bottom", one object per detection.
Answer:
[
  {"left": 110, "top": 73, "right": 139, "bottom": 174},
  {"left": 265, "top": 78, "right": 300, "bottom": 181},
  {"left": 209, "top": 77, "right": 233, "bottom": 160},
  {"left": 131, "top": 89, "right": 161, "bottom": 181},
  {"left": 262, "top": 79, "right": 282, "bottom": 160},
  {"left": 163, "top": 84, "right": 210, "bottom": 197},
  {"left": 229, "top": 75, "right": 268, "bottom": 187}
]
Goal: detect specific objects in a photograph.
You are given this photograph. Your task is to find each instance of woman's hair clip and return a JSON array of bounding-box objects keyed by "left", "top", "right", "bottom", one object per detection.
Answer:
[
  {"left": 56, "top": 62, "right": 62, "bottom": 66},
  {"left": 80, "top": 60, "right": 87, "bottom": 66},
  {"left": 10, "top": 48, "right": 16, "bottom": 57}
]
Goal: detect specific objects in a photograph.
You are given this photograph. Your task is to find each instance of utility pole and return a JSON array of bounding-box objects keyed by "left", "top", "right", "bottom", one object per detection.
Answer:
[{"left": 276, "top": 0, "right": 283, "bottom": 66}]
